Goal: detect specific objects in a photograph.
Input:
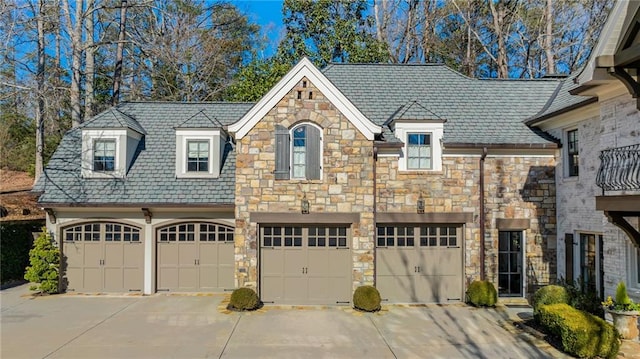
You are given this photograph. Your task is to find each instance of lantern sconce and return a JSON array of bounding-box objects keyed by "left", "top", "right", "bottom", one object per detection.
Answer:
[
  {"left": 301, "top": 194, "right": 310, "bottom": 214},
  {"left": 417, "top": 193, "right": 425, "bottom": 214}
]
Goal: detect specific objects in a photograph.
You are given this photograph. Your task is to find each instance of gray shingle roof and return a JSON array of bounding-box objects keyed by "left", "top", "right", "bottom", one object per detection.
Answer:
[
  {"left": 86, "top": 108, "right": 147, "bottom": 134},
  {"left": 176, "top": 109, "right": 225, "bottom": 128},
  {"left": 34, "top": 102, "right": 253, "bottom": 205},
  {"left": 526, "top": 73, "right": 596, "bottom": 124},
  {"left": 387, "top": 100, "right": 444, "bottom": 123},
  {"left": 323, "top": 63, "right": 561, "bottom": 145}
]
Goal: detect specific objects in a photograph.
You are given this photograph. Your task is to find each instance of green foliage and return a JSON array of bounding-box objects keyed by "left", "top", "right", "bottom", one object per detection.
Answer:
[
  {"left": 24, "top": 228, "right": 60, "bottom": 294},
  {"left": 466, "top": 280, "right": 497, "bottom": 307},
  {"left": 532, "top": 285, "right": 570, "bottom": 315},
  {"left": 0, "top": 221, "right": 40, "bottom": 283},
  {"left": 556, "top": 278, "right": 604, "bottom": 317},
  {"left": 353, "top": 285, "right": 381, "bottom": 312},
  {"left": 279, "top": 0, "right": 389, "bottom": 67},
  {"left": 227, "top": 287, "right": 261, "bottom": 311},
  {"left": 538, "top": 303, "right": 619, "bottom": 359},
  {"left": 602, "top": 282, "right": 640, "bottom": 312},
  {"left": 615, "top": 282, "right": 632, "bottom": 306},
  {"left": 224, "top": 56, "right": 292, "bottom": 101}
]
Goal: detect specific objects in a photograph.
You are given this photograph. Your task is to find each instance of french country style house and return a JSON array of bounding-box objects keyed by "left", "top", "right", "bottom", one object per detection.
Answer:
[{"left": 34, "top": 1, "right": 638, "bottom": 305}]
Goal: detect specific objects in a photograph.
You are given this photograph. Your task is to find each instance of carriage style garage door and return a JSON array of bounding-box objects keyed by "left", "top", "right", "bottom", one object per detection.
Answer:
[
  {"left": 157, "top": 222, "right": 234, "bottom": 292},
  {"left": 63, "top": 222, "right": 143, "bottom": 293},
  {"left": 376, "top": 225, "right": 463, "bottom": 303},
  {"left": 260, "top": 226, "right": 352, "bottom": 305}
]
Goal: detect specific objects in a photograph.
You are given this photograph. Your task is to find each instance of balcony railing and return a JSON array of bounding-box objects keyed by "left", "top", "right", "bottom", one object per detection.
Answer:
[{"left": 596, "top": 144, "right": 640, "bottom": 191}]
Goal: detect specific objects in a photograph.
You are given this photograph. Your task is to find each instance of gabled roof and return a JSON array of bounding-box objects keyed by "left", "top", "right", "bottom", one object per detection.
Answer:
[
  {"left": 176, "top": 109, "right": 225, "bottom": 129},
  {"left": 386, "top": 100, "right": 445, "bottom": 124},
  {"left": 85, "top": 108, "right": 146, "bottom": 134},
  {"left": 34, "top": 102, "right": 253, "bottom": 206},
  {"left": 574, "top": 0, "right": 640, "bottom": 92},
  {"left": 322, "top": 63, "right": 560, "bottom": 146},
  {"left": 229, "top": 57, "right": 382, "bottom": 140}
]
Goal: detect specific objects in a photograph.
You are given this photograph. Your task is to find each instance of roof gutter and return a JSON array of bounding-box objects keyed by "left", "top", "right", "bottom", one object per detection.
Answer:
[
  {"left": 445, "top": 143, "right": 559, "bottom": 149},
  {"left": 38, "top": 203, "right": 235, "bottom": 209}
]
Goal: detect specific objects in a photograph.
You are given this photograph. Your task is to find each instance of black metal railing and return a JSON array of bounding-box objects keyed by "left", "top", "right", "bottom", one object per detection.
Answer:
[{"left": 596, "top": 144, "right": 640, "bottom": 191}]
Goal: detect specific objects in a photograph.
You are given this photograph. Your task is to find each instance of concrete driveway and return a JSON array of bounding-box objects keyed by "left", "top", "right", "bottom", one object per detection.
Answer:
[{"left": 1, "top": 284, "right": 561, "bottom": 359}]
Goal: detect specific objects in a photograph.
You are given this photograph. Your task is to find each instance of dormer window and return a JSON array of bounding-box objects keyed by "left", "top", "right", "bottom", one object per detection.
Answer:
[
  {"left": 394, "top": 121, "right": 444, "bottom": 172},
  {"left": 82, "top": 129, "right": 140, "bottom": 178},
  {"left": 93, "top": 139, "right": 116, "bottom": 172},
  {"left": 187, "top": 140, "right": 210, "bottom": 172},
  {"left": 175, "top": 129, "right": 224, "bottom": 178},
  {"left": 407, "top": 133, "right": 432, "bottom": 170}
]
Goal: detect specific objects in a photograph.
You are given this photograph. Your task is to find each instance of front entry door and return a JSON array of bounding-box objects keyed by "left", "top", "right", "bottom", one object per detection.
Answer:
[
  {"left": 578, "top": 233, "right": 603, "bottom": 297},
  {"left": 498, "top": 231, "right": 523, "bottom": 296}
]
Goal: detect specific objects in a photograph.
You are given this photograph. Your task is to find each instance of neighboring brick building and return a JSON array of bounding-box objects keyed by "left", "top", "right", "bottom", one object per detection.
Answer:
[{"left": 527, "top": 1, "right": 640, "bottom": 301}]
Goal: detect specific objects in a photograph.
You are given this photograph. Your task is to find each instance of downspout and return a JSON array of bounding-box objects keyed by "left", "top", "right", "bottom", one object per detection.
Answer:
[
  {"left": 479, "top": 147, "right": 488, "bottom": 280},
  {"left": 372, "top": 146, "right": 378, "bottom": 286}
]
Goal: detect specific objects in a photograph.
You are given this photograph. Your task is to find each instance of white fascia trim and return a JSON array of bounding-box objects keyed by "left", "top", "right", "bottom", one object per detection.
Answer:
[
  {"left": 576, "top": 1, "right": 628, "bottom": 86},
  {"left": 228, "top": 57, "right": 381, "bottom": 140}
]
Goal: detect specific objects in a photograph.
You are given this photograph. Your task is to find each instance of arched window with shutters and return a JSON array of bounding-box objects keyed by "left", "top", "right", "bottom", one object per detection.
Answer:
[{"left": 274, "top": 123, "right": 322, "bottom": 180}]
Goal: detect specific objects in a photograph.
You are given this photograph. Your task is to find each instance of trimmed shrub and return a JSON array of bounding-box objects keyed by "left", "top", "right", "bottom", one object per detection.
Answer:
[
  {"left": 353, "top": 285, "right": 381, "bottom": 312},
  {"left": 466, "top": 280, "right": 497, "bottom": 307},
  {"left": 227, "top": 287, "right": 261, "bottom": 311},
  {"left": 532, "top": 285, "right": 570, "bottom": 315},
  {"left": 538, "top": 303, "right": 619, "bottom": 359},
  {"left": 24, "top": 228, "right": 60, "bottom": 293}
]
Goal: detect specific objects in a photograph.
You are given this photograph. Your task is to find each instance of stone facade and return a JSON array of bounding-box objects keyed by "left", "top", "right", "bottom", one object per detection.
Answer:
[
  {"left": 234, "top": 78, "right": 375, "bottom": 288},
  {"left": 377, "top": 154, "right": 556, "bottom": 295},
  {"left": 234, "top": 76, "right": 557, "bottom": 296}
]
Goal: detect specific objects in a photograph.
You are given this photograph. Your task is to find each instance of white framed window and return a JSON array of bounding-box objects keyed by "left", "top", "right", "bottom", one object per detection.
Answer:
[
  {"left": 274, "top": 123, "right": 322, "bottom": 180},
  {"left": 186, "top": 140, "right": 210, "bottom": 172},
  {"left": 81, "top": 129, "right": 131, "bottom": 178},
  {"left": 407, "top": 133, "right": 432, "bottom": 170},
  {"left": 394, "top": 121, "right": 444, "bottom": 172},
  {"left": 93, "top": 139, "right": 116, "bottom": 172},
  {"left": 175, "top": 129, "right": 223, "bottom": 178}
]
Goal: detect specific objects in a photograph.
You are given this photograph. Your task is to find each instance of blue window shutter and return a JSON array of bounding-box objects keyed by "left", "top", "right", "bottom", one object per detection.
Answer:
[
  {"left": 275, "top": 124, "right": 290, "bottom": 179},
  {"left": 306, "top": 125, "right": 321, "bottom": 180}
]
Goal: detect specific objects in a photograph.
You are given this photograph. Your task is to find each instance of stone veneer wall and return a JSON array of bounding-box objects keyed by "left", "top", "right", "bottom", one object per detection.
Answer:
[
  {"left": 376, "top": 154, "right": 557, "bottom": 295},
  {"left": 234, "top": 78, "right": 375, "bottom": 288}
]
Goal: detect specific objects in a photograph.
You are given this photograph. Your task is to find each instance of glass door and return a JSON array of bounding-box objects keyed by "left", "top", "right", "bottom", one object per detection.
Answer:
[{"left": 498, "top": 231, "right": 523, "bottom": 296}]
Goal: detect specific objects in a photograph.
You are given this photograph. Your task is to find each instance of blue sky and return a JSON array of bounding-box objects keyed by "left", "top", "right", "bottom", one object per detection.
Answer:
[{"left": 231, "top": 1, "right": 285, "bottom": 57}]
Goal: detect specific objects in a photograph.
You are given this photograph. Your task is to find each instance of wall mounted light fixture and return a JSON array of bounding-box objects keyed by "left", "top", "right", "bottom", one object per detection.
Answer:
[
  {"left": 417, "top": 194, "right": 425, "bottom": 214},
  {"left": 301, "top": 194, "right": 310, "bottom": 214}
]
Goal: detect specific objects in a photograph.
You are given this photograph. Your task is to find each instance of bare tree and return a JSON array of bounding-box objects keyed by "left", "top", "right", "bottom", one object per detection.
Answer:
[
  {"left": 34, "top": 0, "right": 45, "bottom": 182},
  {"left": 83, "top": 0, "right": 95, "bottom": 122},
  {"left": 112, "top": 0, "right": 127, "bottom": 106},
  {"left": 61, "top": 0, "right": 84, "bottom": 127}
]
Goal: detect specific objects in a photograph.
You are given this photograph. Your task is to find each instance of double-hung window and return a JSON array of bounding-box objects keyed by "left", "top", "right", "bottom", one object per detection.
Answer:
[
  {"left": 407, "top": 133, "right": 432, "bottom": 170},
  {"left": 187, "top": 140, "right": 209, "bottom": 172},
  {"left": 567, "top": 129, "right": 579, "bottom": 177},
  {"left": 93, "top": 139, "right": 116, "bottom": 172},
  {"left": 274, "top": 123, "right": 321, "bottom": 180}
]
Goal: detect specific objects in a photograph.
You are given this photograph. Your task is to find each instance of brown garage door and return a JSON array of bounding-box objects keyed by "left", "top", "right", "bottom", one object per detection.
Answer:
[
  {"left": 260, "top": 226, "right": 351, "bottom": 305},
  {"left": 376, "top": 225, "right": 463, "bottom": 303},
  {"left": 157, "top": 222, "right": 234, "bottom": 292},
  {"left": 63, "top": 222, "right": 143, "bottom": 293}
]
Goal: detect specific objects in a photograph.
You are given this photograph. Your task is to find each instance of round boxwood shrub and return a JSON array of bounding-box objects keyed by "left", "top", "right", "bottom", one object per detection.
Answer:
[
  {"left": 466, "top": 280, "right": 497, "bottom": 307},
  {"left": 532, "top": 285, "right": 570, "bottom": 315},
  {"left": 353, "top": 285, "right": 381, "bottom": 312},
  {"left": 227, "top": 287, "right": 261, "bottom": 311}
]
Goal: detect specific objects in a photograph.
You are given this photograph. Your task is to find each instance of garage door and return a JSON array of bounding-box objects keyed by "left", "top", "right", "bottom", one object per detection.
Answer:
[
  {"left": 157, "top": 222, "right": 234, "bottom": 292},
  {"left": 63, "top": 222, "right": 143, "bottom": 293},
  {"left": 260, "top": 226, "right": 351, "bottom": 305},
  {"left": 376, "top": 225, "right": 463, "bottom": 303}
]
